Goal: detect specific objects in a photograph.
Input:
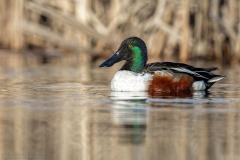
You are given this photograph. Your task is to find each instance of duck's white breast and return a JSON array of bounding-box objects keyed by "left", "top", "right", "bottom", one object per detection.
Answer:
[{"left": 111, "top": 71, "right": 152, "bottom": 91}]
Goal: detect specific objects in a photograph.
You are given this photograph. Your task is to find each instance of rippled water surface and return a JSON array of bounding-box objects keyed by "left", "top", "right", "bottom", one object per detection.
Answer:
[{"left": 0, "top": 55, "right": 239, "bottom": 160}]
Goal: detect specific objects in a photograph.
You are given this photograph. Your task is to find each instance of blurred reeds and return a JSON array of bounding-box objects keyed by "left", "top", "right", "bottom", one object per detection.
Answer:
[{"left": 0, "top": 0, "right": 239, "bottom": 64}]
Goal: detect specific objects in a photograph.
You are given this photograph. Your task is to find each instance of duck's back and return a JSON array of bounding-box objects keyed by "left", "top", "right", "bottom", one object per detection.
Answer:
[{"left": 144, "top": 62, "right": 224, "bottom": 91}]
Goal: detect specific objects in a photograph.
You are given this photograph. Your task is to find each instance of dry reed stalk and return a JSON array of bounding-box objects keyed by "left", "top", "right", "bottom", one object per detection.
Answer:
[
  {"left": 180, "top": 0, "right": 190, "bottom": 62},
  {"left": 0, "top": 0, "right": 24, "bottom": 50},
  {"left": 0, "top": 0, "right": 239, "bottom": 64}
]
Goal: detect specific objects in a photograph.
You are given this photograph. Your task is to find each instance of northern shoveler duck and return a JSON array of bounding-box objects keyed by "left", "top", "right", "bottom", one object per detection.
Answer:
[{"left": 99, "top": 37, "right": 224, "bottom": 92}]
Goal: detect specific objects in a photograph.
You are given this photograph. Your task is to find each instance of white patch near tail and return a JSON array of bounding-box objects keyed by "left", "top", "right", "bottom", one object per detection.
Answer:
[
  {"left": 193, "top": 76, "right": 224, "bottom": 90},
  {"left": 192, "top": 81, "right": 206, "bottom": 90},
  {"left": 208, "top": 76, "right": 224, "bottom": 83}
]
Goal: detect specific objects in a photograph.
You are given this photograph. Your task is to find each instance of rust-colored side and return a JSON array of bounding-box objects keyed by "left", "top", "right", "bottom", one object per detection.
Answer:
[{"left": 148, "top": 73, "right": 194, "bottom": 96}]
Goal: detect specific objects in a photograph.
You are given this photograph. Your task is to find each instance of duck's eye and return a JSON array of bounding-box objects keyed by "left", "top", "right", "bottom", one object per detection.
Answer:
[{"left": 128, "top": 44, "right": 133, "bottom": 48}]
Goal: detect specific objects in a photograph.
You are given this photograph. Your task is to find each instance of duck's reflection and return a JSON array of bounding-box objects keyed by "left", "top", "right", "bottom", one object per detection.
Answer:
[
  {"left": 109, "top": 90, "right": 208, "bottom": 144},
  {"left": 110, "top": 91, "right": 148, "bottom": 100},
  {"left": 148, "top": 90, "right": 208, "bottom": 99},
  {"left": 110, "top": 91, "right": 148, "bottom": 145}
]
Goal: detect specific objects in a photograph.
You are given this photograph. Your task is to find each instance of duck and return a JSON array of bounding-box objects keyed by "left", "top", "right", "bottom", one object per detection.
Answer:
[{"left": 99, "top": 37, "right": 224, "bottom": 92}]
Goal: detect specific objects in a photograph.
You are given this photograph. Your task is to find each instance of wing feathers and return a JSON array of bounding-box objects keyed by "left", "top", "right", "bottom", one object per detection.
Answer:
[
  {"left": 208, "top": 76, "right": 225, "bottom": 83},
  {"left": 144, "top": 62, "right": 224, "bottom": 83},
  {"left": 171, "top": 67, "right": 209, "bottom": 79}
]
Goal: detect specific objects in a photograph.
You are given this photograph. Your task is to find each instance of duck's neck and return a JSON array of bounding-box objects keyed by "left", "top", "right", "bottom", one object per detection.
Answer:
[{"left": 120, "top": 46, "right": 146, "bottom": 73}]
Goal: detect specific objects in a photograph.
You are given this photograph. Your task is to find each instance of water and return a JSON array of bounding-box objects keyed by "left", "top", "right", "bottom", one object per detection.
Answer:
[{"left": 0, "top": 55, "right": 239, "bottom": 160}]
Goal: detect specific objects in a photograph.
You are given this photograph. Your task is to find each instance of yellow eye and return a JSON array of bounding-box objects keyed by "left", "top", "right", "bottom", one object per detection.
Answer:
[{"left": 129, "top": 44, "right": 133, "bottom": 48}]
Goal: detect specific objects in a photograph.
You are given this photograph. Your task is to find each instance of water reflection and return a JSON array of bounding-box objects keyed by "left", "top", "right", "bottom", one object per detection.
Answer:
[
  {"left": 148, "top": 90, "right": 208, "bottom": 99},
  {"left": 0, "top": 55, "right": 240, "bottom": 160},
  {"left": 108, "top": 91, "right": 240, "bottom": 160},
  {"left": 111, "top": 92, "right": 148, "bottom": 145}
]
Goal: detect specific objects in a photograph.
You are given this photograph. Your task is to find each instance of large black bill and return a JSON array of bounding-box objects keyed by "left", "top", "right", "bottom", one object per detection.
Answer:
[{"left": 99, "top": 51, "right": 122, "bottom": 67}]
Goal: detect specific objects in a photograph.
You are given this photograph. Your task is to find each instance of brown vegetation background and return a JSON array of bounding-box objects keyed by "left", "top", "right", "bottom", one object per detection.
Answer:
[{"left": 0, "top": 0, "right": 240, "bottom": 64}]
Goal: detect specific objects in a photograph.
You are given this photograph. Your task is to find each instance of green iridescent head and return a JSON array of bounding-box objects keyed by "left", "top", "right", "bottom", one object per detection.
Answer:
[{"left": 99, "top": 37, "right": 148, "bottom": 73}]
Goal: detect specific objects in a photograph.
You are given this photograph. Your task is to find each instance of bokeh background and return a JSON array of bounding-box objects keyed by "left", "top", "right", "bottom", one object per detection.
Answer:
[
  {"left": 0, "top": 0, "right": 240, "bottom": 65},
  {"left": 0, "top": 1, "right": 240, "bottom": 160}
]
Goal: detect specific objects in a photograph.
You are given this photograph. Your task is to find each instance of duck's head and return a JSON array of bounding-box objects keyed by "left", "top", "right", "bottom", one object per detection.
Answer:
[{"left": 99, "top": 37, "right": 147, "bottom": 73}]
